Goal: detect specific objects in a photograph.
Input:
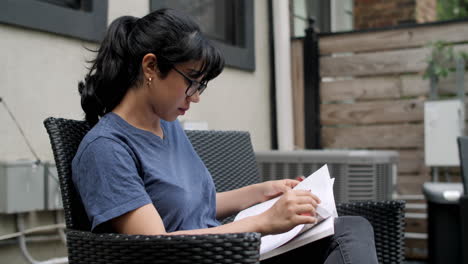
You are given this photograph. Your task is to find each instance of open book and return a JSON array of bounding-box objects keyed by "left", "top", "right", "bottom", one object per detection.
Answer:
[{"left": 234, "top": 165, "right": 338, "bottom": 260}]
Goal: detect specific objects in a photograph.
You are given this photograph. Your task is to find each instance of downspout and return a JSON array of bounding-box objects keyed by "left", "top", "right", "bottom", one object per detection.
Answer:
[
  {"left": 267, "top": 0, "right": 278, "bottom": 149},
  {"left": 272, "top": 0, "right": 294, "bottom": 151}
]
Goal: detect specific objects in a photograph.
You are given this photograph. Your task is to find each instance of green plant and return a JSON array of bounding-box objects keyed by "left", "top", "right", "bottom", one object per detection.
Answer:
[
  {"left": 424, "top": 41, "right": 468, "bottom": 81},
  {"left": 437, "top": 0, "right": 468, "bottom": 20}
]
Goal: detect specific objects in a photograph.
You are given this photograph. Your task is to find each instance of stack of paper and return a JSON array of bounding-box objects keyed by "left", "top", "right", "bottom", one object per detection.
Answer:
[{"left": 234, "top": 165, "right": 337, "bottom": 260}]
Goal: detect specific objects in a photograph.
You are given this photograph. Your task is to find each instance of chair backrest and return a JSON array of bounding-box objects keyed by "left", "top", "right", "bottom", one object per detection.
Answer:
[
  {"left": 44, "top": 117, "right": 261, "bottom": 230},
  {"left": 457, "top": 136, "right": 468, "bottom": 195},
  {"left": 44, "top": 117, "right": 93, "bottom": 231},
  {"left": 186, "top": 130, "right": 261, "bottom": 192}
]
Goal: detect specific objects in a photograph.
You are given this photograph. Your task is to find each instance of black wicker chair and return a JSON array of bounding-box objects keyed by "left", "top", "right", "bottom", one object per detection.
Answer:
[
  {"left": 457, "top": 137, "right": 468, "bottom": 264},
  {"left": 44, "top": 117, "right": 405, "bottom": 264},
  {"left": 44, "top": 117, "right": 260, "bottom": 264}
]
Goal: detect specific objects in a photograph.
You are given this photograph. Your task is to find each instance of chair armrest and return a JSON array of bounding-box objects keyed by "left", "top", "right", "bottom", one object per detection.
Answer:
[
  {"left": 337, "top": 200, "right": 405, "bottom": 264},
  {"left": 460, "top": 195, "right": 468, "bottom": 264},
  {"left": 66, "top": 229, "right": 261, "bottom": 264}
]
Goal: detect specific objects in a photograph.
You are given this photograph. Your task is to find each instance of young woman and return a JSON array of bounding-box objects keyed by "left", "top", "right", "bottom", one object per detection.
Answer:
[{"left": 72, "top": 8, "right": 378, "bottom": 264}]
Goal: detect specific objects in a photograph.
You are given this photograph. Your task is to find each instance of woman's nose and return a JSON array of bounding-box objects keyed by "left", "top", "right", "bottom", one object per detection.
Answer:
[{"left": 188, "top": 91, "right": 200, "bottom": 103}]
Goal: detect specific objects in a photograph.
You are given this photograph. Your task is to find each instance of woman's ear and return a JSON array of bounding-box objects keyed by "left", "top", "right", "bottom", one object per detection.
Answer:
[{"left": 141, "top": 53, "right": 159, "bottom": 79}]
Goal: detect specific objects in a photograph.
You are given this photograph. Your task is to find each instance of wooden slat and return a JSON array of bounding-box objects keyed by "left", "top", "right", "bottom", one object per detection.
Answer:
[
  {"left": 320, "top": 47, "right": 428, "bottom": 77},
  {"left": 402, "top": 78, "right": 468, "bottom": 121},
  {"left": 405, "top": 237, "right": 428, "bottom": 259},
  {"left": 321, "top": 99, "right": 424, "bottom": 125},
  {"left": 291, "top": 39, "right": 305, "bottom": 149},
  {"left": 322, "top": 124, "right": 424, "bottom": 149},
  {"left": 439, "top": 72, "right": 468, "bottom": 94},
  {"left": 319, "top": 21, "right": 468, "bottom": 55},
  {"left": 405, "top": 203, "right": 427, "bottom": 211},
  {"left": 406, "top": 232, "right": 427, "bottom": 239},
  {"left": 402, "top": 72, "right": 468, "bottom": 97},
  {"left": 321, "top": 77, "right": 401, "bottom": 102},
  {"left": 445, "top": 166, "right": 461, "bottom": 174},
  {"left": 397, "top": 173, "right": 431, "bottom": 195},
  {"left": 401, "top": 75, "right": 430, "bottom": 97},
  {"left": 405, "top": 217, "right": 428, "bottom": 234},
  {"left": 320, "top": 44, "right": 468, "bottom": 77},
  {"left": 398, "top": 150, "right": 430, "bottom": 175},
  {"left": 405, "top": 198, "right": 428, "bottom": 259},
  {"left": 396, "top": 194, "right": 425, "bottom": 200},
  {"left": 321, "top": 72, "right": 468, "bottom": 100}
]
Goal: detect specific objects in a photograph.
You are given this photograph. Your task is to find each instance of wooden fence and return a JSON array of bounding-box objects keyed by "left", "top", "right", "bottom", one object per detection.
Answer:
[{"left": 291, "top": 20, "right": 468, "bottom": 259}]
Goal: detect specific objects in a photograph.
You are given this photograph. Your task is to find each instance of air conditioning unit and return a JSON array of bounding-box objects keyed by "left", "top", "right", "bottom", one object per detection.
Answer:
[
  {"left": 256, "top": 150, "right": 398, "bottom": 203},
  {"left": 0, "top": 160, "right": 45, "bottom": 213}
]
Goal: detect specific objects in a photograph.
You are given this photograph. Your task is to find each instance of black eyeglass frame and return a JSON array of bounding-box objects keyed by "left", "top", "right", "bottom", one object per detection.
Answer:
[{"left": 172, "top": 67, "right": 208, "bottom": 97}]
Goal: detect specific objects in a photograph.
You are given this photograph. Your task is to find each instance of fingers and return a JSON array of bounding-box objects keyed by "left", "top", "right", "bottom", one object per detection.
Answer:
[
  {"left": 295, "top": 204, "right": 320, "bottom": 224},
  {"left": 296, "top": 203, "right": 316, "bottom": 215},
  {"left": 293, "top": 189, "right": 314, "bottom": 196},
  {"left": 285, "top": 179, "right": 300, "bottom": 188},
  {"left": 265, "top": 190, "right": 322, "bottom": 234},
  {"left": 310, "top": 193, "right": 321, "bottom": 204},
  {"left": 266, "top": 180, "right": 296, "bottom": 192},
  {"left": 277, "top": 182, "right": 294, "bottom": 193},
  {"left": 281, "top": 191, "right": 319, "bottom": 216},
  {"left": 291, "top": 190, "right": 321, "bottom": 204},
  {"left": 295, "top": 176, "right": 306, "bottom": 182},
  {"left": 295, "top": 214, "right": 319, "bottom": 224},
  {"left": 294, "top": 195, "right": 319, "bottom": 208},
  {"left": 271, "top": 180, "right": 298, "bottom": 194},
  {"left": 286, "top": 203, "right": 320, "bottom": 225},
  {"left": 287, "top": 203, "right": 318, "bottom": 224}
]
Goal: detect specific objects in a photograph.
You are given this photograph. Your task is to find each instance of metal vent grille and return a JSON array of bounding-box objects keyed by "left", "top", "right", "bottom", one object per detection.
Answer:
[
  {"left": 347, "top": 164, "right": 376, "bottom": 202},
  {"left": 256, "top": 150, "right": 398, "bottom": 203}
]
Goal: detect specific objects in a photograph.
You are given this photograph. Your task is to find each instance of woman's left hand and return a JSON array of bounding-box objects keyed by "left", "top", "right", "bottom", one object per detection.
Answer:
[{"left": 257, "top": 179, "right": 301, "bottom": 202}]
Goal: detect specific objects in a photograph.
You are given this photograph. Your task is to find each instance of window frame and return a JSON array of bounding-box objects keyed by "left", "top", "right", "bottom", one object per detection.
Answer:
[
  {"left": 150, "top": 0, "right": 255, "bottom": 71},
  {"left": 0, "top": 0, "right": 108, "bottom": 42}
]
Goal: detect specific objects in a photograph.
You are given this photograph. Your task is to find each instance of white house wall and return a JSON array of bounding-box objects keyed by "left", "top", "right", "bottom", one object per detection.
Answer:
[{"left": 0, "top": 0, "right": 271, "bottom": 164}]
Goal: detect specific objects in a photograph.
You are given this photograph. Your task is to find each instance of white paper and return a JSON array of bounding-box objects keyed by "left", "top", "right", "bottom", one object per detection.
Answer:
[
  {"left": 260, "top": 217, "right": 335, "bottom": 260},
  {"left": 293, "top": 165, "right": 337, "bottom": 218},
  {"left": 234, "top": 165, "right": 337, "bottom": 256}
]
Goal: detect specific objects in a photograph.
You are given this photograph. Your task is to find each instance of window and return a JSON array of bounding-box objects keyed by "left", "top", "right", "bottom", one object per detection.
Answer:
[
  {"left": 292, "top": 0, "right": 333, "bottom": 37},
  {"left": 0, "top": 0, "right": 108, "bottom": 42},
  {"left": 37, "top": 0, "right": 92, "bottom": 11},
  {"left": 151, "top": 0, "right": 255, "bottom": 71}
]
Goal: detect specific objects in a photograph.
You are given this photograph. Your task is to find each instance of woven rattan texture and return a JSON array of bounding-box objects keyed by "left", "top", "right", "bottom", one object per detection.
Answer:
[
  {"left": 186, "top": 130, "right": 261, "bottom": 192},
  {"left": 337, "top": 200, "right": 406, "bottom": 264},
  {"left": 457, "top": 137, "right": 468, "bottom": 194},
  {"left": 186, "top": 130, "right": 261, "bottom": 224},
  {"left": 66, "top": 230, "right": 260, "bottom": 264},
  {"left": 44, "top": 117, "right": 92, "bottom": 231}
]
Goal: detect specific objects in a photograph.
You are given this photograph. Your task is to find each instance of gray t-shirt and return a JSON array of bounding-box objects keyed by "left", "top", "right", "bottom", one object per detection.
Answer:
[{"left": 72, "top": 112, "right": 220, "bottom": 232}]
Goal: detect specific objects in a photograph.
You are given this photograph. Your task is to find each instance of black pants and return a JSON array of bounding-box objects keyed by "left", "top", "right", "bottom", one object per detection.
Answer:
[{"left": 261, "top": 216, "right": 378, "bottom": 264}]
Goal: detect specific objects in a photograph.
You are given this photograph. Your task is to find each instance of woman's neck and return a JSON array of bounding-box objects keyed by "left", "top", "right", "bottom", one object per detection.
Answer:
[{"left": 112, "top": 88, "right": 164, "bottom": 138}]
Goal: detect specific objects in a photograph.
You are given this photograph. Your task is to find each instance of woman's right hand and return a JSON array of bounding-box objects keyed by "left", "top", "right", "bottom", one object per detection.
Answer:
[{"left": 258, "top": 190, "right": 321, "bottom": 235}]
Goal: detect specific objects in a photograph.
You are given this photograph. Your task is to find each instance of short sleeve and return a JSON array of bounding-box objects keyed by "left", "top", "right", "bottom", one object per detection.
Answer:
[{"left": 72, "top": 137, "right": 152, "bottom": 231}]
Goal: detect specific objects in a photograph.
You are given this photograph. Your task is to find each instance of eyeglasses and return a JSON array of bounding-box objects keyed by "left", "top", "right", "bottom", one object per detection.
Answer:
[{"left": 172, "top": 67, "right": 208, "bottom": 97}]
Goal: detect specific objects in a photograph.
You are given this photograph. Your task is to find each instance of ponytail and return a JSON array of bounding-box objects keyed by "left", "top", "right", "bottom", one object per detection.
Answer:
[
  {"left": 78, "top": 9, "right": 225, "bottom": 125},
  {"left": 78, "top": 16, "right": 138, "bottom": 124}
]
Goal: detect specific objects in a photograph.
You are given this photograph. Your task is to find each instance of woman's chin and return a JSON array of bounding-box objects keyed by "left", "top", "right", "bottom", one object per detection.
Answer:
[{"left": 161, "top": 115, "right": 178, "bottom": 122}]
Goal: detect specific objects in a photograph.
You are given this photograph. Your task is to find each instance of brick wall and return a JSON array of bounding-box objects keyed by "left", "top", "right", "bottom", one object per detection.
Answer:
[
  {"left": 416, "top": 0, "right": 437, "bottom": 23},
  {"left": 354, "top": 0, "right": 437, "bottom": 30}
]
